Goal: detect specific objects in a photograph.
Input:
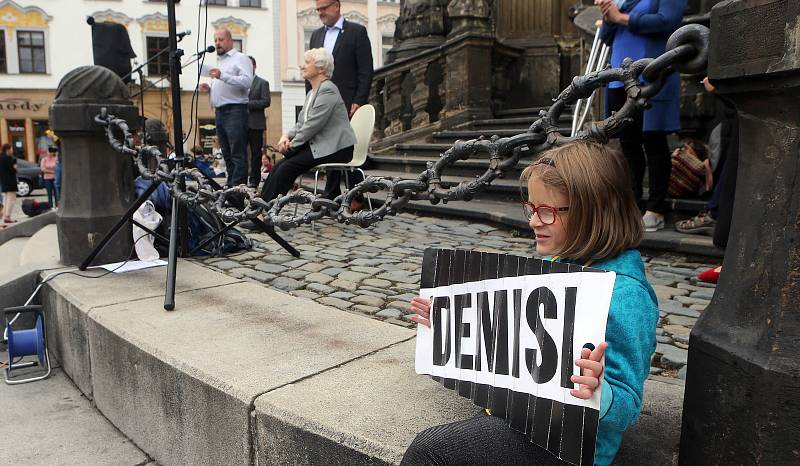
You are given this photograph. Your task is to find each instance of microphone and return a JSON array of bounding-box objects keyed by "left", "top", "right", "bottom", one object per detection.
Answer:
[
  {"left": 177, "top": 29, "right": 191, "bottom": 41},
  {"left": 194, "top": 45, "right": 216, "bottom": 57}
]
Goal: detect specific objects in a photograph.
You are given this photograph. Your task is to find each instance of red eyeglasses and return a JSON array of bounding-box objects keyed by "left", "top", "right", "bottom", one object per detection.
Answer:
[{"left": 521, "top": 202, "right": 569, "bottom": 224}]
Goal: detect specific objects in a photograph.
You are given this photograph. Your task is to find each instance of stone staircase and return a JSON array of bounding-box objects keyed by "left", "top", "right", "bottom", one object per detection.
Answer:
[{"left": 359, "top": 106, "right": 722, "bottom": 258}]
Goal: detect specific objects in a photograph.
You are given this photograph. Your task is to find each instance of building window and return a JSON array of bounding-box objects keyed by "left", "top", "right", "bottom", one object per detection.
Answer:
[
  {"left": 0, "top": 30, "right": 6, "bottom": 73},
  {"left": 206, "top": 0, "right": 227, "bottom": 5},
  {"left": 382, "top": 35, "right": 393, "bottom": 63},
  {"left": 17, "top": 31, "right": 46, "bottom": 74},
  {"left": 233, "top": 39, "right": 243, "bottom": 52},
  {"left": 240, "top": 0, "right": 261, "bottom": 7},
  {"left": 146, "top": 36, "right": 170, "bottom": 76}
]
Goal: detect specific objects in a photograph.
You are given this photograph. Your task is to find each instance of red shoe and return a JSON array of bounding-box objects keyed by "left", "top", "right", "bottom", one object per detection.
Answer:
[{"left": 697, "top": 266, "right": 721, "bottom": 284}]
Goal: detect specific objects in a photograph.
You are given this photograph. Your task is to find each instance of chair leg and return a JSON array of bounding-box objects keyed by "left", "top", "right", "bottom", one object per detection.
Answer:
[
  {"left": 312, "top": 170, "right": 321, "bottom": 232},
  {"left": 357, "top": 168, "right": 372, "bottom": 211}
]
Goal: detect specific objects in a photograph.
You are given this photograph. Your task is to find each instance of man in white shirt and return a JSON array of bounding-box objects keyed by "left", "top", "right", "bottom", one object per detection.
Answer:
[{"left": 199, "top": 28, "right": 253, "bottom": 187}]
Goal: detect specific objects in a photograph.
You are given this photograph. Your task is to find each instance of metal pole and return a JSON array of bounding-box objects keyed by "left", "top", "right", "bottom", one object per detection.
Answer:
[{"left": 163, "top": 0, "right": 185, "bottom": 311}]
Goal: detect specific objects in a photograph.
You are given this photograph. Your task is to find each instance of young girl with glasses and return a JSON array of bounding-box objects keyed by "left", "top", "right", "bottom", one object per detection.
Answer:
[{"left": 406, "top": 141, "right": 658, "bottom": 466}]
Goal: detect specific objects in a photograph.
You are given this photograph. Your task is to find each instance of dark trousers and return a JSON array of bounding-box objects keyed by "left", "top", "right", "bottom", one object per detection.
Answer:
[
  {"left": 260, "top": 143, "right": 353, "bottom": 202},
  {"left": 322, "top": 169, "right": 364, "bottom": 199},
  {"left": 43, "top": 179, "right": 58, "bottom": 206},
  {"left": 401, "top": 414, "right": 569, "bottom": 466},
  {"left": 248, "top": 128, "right": 264, "bottom": 187},
  {"left": 215, "top": 104, "right": 249, "bottom": 187},
  {"left": 607, "top": 87, "right": 672, "bottom": 214}
]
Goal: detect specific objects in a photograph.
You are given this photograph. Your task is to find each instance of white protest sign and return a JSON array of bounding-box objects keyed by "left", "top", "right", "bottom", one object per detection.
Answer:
[{"left": 414, "top": 249, "right": 616, "bottom": 466}]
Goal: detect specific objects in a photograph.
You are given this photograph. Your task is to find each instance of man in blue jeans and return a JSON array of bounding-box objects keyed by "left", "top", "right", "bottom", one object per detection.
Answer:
[{"left": 200, "top": 28, "right": 253, "bottom": 187}]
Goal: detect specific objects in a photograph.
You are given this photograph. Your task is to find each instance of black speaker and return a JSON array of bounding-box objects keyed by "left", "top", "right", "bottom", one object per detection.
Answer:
[{"left": 88, "top": 18, "right": 137, "bottom": 83}]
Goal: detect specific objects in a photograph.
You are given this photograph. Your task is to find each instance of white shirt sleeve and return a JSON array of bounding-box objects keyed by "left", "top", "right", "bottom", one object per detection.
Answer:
[{"left": 220, "top": 54, "right": 253, "bottom": 90}]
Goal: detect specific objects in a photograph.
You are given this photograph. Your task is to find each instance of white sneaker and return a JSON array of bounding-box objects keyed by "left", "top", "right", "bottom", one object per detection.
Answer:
[{"left": 643, "top": 212, "right": 665, "bottom": 232}]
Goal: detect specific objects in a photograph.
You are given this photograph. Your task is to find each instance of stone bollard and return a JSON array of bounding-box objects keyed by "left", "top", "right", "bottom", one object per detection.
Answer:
[
  {"left": 49, "top": 66, "right": 139, "bottom": 265},
  {"left": 679, "top": 1, "right": 800, "bottom": 464}
]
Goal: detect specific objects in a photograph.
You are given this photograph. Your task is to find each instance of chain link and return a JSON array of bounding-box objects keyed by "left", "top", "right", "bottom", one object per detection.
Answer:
[{"left": 94, "top": 24, "right": 709, "bottom": 231}]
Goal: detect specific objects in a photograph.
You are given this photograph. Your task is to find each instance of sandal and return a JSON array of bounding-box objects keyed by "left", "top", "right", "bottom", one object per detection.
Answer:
[{"left": 675, "top": 212, "right": 715, "bottom": 236}]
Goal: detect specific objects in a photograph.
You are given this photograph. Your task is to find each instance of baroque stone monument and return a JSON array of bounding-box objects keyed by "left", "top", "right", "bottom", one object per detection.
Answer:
[
  {"left": 680, "top": 0, "right": 800, "bottom": 463},
  {"left": 373, "top": 0, "right": 584, "bottom": 147},
  {"left": 49, "top": 66, "right": 138, "bottom": 265}
]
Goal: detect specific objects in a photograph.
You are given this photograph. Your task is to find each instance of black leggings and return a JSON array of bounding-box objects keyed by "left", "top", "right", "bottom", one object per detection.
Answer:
[
  {"left": 259, "top": 143, "right": 353, "bottom": 202},
  {"left": 401, "top": 414, "right": 570, "bottom": 466},
  {"left": 607, "top": 87, "right": 671, "bottom": 214}
]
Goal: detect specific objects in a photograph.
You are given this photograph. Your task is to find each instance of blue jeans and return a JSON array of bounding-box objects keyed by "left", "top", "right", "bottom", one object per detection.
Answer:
[
  {"left": 43, "top": 179, "right": 59, "bottom": 206},
  {"left": 215, "top": 104, "right": 249, "bottom": 186}
]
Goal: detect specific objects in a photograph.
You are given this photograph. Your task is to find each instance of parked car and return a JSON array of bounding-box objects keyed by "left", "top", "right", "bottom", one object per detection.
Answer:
[{"left": 15, "top": 159, "right": 43, "bottom": 197}]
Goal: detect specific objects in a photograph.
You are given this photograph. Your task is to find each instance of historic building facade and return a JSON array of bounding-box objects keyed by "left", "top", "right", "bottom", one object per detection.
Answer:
[{"left": 0, "top": 0, "right": 280, "bottom": 161}]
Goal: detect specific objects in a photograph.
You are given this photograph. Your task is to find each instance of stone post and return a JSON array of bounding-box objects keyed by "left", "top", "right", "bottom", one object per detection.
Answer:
[
  {"left": 49, "top": 66, "right": 138, "bottom": 266},
  {"left": 447, "top": 0, "right": 491, "bottom": 37},
  {"left": 679, "top": 1, "right": 800, "bottom": 464}
]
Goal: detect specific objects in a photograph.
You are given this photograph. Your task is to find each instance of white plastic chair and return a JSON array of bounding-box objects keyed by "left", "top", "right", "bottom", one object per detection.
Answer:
[{"left": 313, "top": 104, "right": 375, "bottom": 209}]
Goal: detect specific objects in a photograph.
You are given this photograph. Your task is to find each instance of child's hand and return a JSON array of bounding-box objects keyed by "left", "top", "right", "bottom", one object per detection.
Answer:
[
  {"left": 409, "top": 297, "right": 432, "bottom": 327},
  {"left": 570, "top": 342, "right": 608, "bottom": 399}
]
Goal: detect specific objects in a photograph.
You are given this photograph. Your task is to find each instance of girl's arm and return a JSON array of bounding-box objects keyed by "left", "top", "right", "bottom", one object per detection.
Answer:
[{"left": 598, "top": 281, "right": 657, "bottom": 432}]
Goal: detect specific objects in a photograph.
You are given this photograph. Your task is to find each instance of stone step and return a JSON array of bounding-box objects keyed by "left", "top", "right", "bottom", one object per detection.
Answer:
[
  {"left": 362, "top": 160, "right": 708, "bottom": 217},
  {"left": 431, "top": 128, "right": 570, "bottom": 140},
  {"left": 460, "top": 114, "right": 571, "bottom": 130},
  {"left": 365, "top": 196, "right": 722, "bottom": 258},
  {"left": 368, "top": 154, "right": 528, "bottom": 181},
  {"left": 495, "top": 106, "right": 557, "bottom": 118},
  {"left": 19, "top": 223, "right": 60, "bottom": 269}
]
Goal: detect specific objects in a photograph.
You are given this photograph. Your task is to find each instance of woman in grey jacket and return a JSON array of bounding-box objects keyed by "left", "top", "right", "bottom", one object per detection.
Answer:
[{"left": 258, "top": 48, "right": 357, "bottom": 203}]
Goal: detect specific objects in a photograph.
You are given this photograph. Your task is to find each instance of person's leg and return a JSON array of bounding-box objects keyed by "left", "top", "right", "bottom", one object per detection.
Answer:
[
  {"left": 259, "top": 144, "right": 319, "bottom": 202},
  {"left": 321, "top": 170, "right": 343, "bottom": 199},
  {"left": 44, "top": 179, "right": 54, "bottom": 206},
  {"left": 4, "top": 192, "right": 16, "bottom": 221},
  {"left": 216, "top": 110, "right": 234, "bottom": 187},
  {"left": 642, "top": 131, "right": 671, "bottom": 215},
  {"left": 607, "top": 88, "right": 646, "bottom": 202},
  {"left": 226, "top": 106, "right": 250, "bottom": 186},
  {"left": 401, "top": 414, "right": 569, "bottom": 466},
  {"left": 248, "top": 129, "right": 264, "bottom": 188}
]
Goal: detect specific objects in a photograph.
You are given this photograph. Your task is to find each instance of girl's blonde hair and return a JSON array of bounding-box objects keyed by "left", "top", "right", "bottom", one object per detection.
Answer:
[{"left": 521, "top": 141, "right": 643, "bottom": 261}]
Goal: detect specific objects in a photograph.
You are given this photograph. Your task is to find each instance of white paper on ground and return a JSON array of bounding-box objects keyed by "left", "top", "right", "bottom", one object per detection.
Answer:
[{"left": 98, "top": 259, "right": 168, "bottom": 274}]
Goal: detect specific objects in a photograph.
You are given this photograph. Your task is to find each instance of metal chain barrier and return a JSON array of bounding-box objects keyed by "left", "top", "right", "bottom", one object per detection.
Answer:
[{"left": 95, "top": 24, "right": 709, "bottom": 231}]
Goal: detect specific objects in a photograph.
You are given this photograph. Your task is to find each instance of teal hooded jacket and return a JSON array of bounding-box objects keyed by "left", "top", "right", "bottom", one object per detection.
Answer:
[{"left": 565, "top": 249, "right": 658, "bottom": 465}]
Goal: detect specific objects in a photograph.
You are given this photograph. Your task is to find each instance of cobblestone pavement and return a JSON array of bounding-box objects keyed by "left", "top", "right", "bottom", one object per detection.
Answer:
[{"left": 193, "top": 212, "right": 719, "bottom": 379}]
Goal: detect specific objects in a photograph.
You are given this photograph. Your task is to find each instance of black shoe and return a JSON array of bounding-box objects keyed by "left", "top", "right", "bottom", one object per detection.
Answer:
[{"left": 239, "top": 220, "right": 260, "bottom": 230}]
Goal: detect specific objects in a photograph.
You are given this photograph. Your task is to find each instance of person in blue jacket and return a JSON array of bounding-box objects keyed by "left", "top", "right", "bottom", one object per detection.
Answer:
[
  {"left": 597, "top": 0, "right": 686, "bottom": 232},
  {"left": 404, "top": 142, "right": 658, "bottom": 466}
]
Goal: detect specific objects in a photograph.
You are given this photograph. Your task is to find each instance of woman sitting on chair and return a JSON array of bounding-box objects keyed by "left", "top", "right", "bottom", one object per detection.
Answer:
[{"left": 259, "top": 48, "right": 357, "bottom": 203}]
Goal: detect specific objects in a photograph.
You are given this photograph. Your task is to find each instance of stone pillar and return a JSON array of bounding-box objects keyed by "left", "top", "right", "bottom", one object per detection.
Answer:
[
  {"left": 285, "top": 0, "right": 301, "bottom": 80},
  {"left": 24, "top": 117, "right": 35, "bottom": 162},
  {"left": 679, "top": 1, "right": 800, "bottom": 464},
  {"left": 49, "top": 66, "right": 139, "bottom": 266},
  {"left": 368, "top": 0, "right": 380, "bottom": 68},
  {"left": 387, "top": 0, "right": 450, "bottom": 63},
  {"left": 0, "top": 118, "right": 7, "bottom": 145}
]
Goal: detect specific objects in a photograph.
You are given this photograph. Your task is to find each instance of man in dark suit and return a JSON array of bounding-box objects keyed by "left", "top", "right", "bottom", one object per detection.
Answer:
[
  {"left": 247, "top": 56, "right": 271, "bottom": 188},
  {"left": 308, "top": 0, "right": 373, "bottom": 202}
]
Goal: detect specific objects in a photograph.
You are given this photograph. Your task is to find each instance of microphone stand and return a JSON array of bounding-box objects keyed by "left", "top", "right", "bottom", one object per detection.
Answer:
[{"left": 163, "top": 0, "right": 185, "bottom": 311}]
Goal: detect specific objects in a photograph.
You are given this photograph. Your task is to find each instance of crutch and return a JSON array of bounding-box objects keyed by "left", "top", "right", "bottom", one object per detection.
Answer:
[{"left": 571, "top": 23, "right": 611, "bottom": 136}]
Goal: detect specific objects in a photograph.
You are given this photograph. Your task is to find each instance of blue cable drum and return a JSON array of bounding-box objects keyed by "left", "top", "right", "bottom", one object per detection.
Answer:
[
  {"left": 7, "top": 315, "right": 46, "bottom": 367},
  {"left": 4, "top": 305, "right": 50, "bottom": 384}
]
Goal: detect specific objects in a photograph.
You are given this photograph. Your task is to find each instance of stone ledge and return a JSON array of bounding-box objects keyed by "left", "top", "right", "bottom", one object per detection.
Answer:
[{"left": 40, "top": 258, "right": 684, "bottom": 465}]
